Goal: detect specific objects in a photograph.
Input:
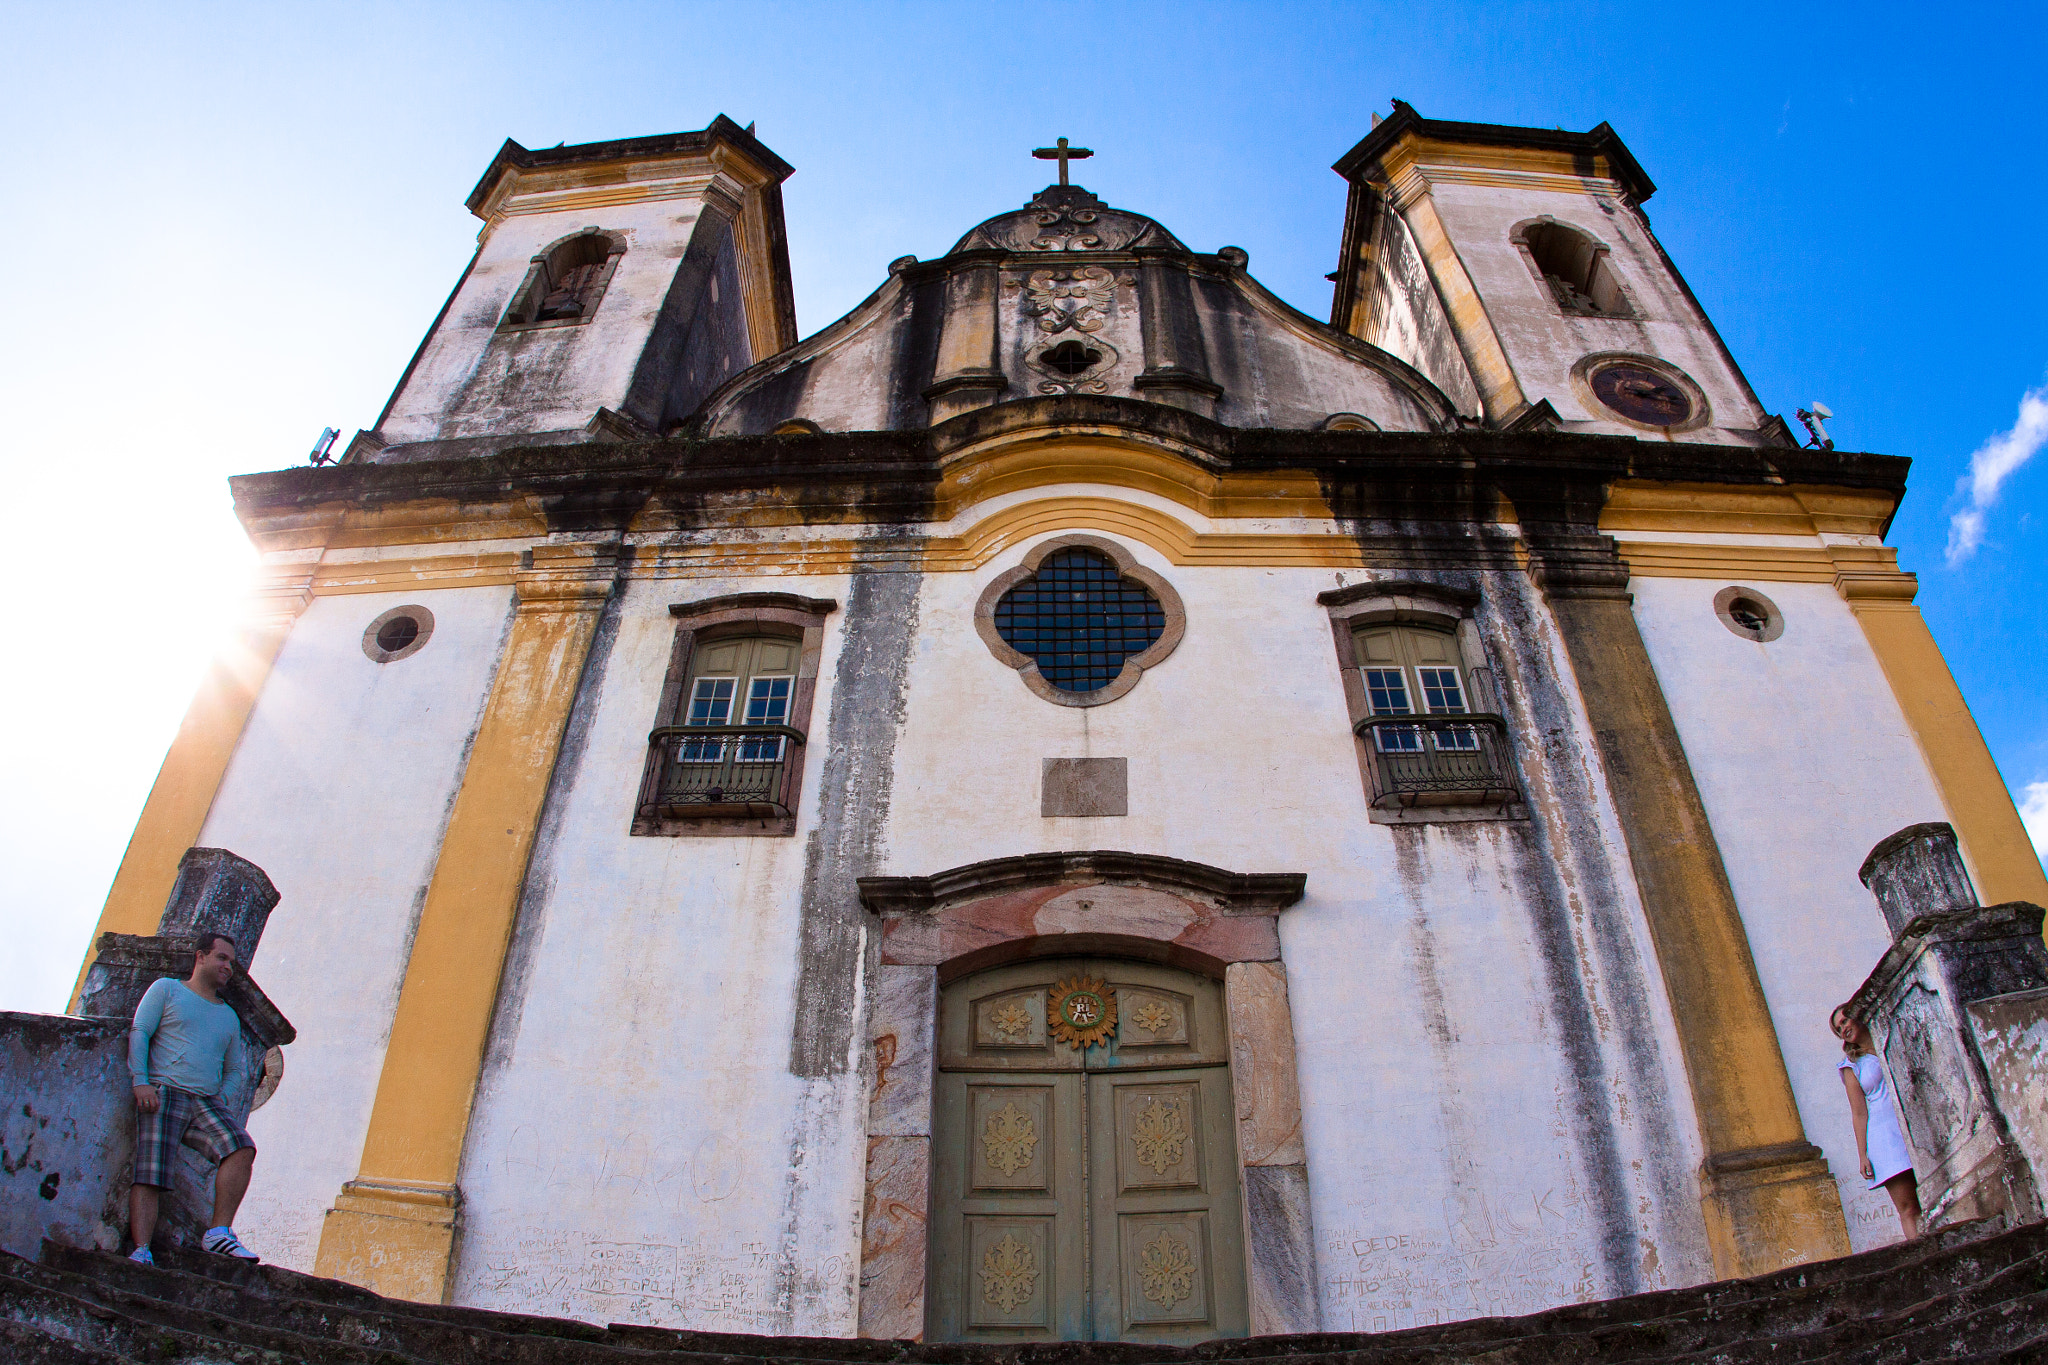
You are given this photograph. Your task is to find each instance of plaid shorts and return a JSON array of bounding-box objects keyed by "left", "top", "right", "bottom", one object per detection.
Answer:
[{"left": 133, "top": 1086, "right": 253, "bottom": 1189}]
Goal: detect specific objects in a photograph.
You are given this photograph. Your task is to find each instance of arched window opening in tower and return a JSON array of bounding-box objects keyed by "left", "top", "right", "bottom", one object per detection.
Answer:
[
  {"left": 993, "top": 548, "right": 1166, "bottom": 693},
  {"left": 1521, "top": 221, "right": 1631, "bottom": 317},
  {"left": 504, "top": 231, "right": 620, "bottom": 327}
]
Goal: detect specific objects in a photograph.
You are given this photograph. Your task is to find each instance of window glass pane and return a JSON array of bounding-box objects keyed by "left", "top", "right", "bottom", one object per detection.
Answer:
[
  {"left": 745, "top": 676, "right": 792, "bottom": 726},
  {"left": 687, "top": 678, "right": 735, "bottom": 726},
  {"left": 678, "top": 737, "right": 725, "bottom": 763},
  {"left": 1417, "top": 668, "right": 1467, "bottom": 715},
  {"left": 992, "top": 548, "right": 1166, "bottom": 694},
  {"left": 1364, "top": 668, "right": 1411, "bottom": 716}
]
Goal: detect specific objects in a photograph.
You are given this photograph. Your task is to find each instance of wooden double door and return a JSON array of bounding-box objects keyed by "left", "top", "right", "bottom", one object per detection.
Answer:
[{"left": 928, "top": 959, "right": 1248, "bottom": 1344}]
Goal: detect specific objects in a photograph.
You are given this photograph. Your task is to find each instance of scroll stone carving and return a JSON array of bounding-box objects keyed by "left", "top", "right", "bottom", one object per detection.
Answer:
[{"left": 1012, "top": 267, "right": 1133, "bottom": 334}]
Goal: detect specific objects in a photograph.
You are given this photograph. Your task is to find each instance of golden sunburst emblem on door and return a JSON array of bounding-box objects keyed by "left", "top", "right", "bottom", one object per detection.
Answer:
[{"left": 1047, "top": 974, "right": 1118, "bottom": 1049}]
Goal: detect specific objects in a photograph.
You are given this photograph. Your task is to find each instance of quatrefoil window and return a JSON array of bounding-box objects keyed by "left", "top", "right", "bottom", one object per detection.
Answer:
[{"left": 974, "top": 535, "right": 1186, "bottom": 707}]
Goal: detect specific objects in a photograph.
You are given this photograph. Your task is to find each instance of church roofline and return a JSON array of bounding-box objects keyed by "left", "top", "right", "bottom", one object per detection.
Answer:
[
  {"left": 229, "top": 417, "right": 1911, "bottom": 545},
  {"left": 462, "top": 114, "right": 795, "bottom": 217},
  {"left": 1332, "top": 101, "right": 1656, "bottom": 205}
]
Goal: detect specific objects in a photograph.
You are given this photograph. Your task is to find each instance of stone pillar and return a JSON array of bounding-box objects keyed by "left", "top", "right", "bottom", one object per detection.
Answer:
[
  {"left": 1525, "top": 527, "right": 1850, "bottom": 1278},
  {"left": 923, "top": 255, "right": 1007, "bottom": 423},
  {"left": 1133, "top": 251, "right": 1222, "bottom": 418},
  {"left": 1861, "top": 823, "right": 1981, "bottom": 939},
  {"left": 1224, "top": 961, "right": 1318, "bottom": 1335},
  {"left": 313, "top": 540, "right": 619, "bottom": 1303},
  {"left": 1845, "top": 822, "right": 2048, "bottom": 1230}
]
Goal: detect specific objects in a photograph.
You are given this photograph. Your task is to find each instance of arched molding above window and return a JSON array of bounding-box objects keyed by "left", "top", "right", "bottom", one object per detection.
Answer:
[
  {"left": 1316, "top": 579, "right": 1477, "bottom": 631},
  {"left": 1509, "top": 216, "right": 1636, "bottom": 319},
  {"left": 500, "top": 226, "right": 628, "bottom": 331},
  {"left": 974, "top": 534, "right": 1186, "bottom": 708}
]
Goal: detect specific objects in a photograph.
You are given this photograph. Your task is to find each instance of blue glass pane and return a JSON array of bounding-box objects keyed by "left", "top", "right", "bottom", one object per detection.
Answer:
[{"left": 991, "top": 549, "right": 1167, "bottom": 694}]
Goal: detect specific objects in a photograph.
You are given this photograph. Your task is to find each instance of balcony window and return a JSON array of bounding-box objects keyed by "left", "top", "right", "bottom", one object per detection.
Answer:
[
  {"left": 634, "top": 594, "right": 837, "bottom": 839},
  {"left": 1318, "top": 583, "right": 1526, "bottom": 825}
]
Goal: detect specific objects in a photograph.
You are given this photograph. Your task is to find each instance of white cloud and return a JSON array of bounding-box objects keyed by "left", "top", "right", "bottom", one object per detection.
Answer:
[
  {"left": 1947, "top": 382, "right": 2048, "bottom": 564},
  {"left": 2023, "top": 781, "right": 2048, "bottom": 866}
]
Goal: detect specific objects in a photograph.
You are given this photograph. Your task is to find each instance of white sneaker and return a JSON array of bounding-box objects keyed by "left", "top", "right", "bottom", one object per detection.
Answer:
[
  {"left": 128, "top": 1246, "right": 153, "bottom": 1265},
  {"left": 202, "top": 1227, "right": 259, "bottom": 1261}
]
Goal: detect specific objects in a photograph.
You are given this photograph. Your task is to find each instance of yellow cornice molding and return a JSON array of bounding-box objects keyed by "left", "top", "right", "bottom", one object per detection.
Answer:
[
  {"left": 932, "top": 439, "right": 1340, "bottom": 522},
  {"left": 1379, "top": 136, "right": 1623, "bottom": 203},
  {"left": 1601, "top": 482, "right": 1896, "bottom": 539}
]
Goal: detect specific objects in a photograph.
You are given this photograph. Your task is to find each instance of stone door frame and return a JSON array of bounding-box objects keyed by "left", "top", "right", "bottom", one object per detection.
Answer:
[{"left": 856, "top": 851, "right": 1317, "bottom": 1340}]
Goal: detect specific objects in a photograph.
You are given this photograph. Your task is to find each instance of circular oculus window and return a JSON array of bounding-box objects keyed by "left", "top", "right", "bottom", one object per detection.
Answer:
[
  {"left": 363, "top": 604, "right": 436, "bottom": 662},
  {"left": 1572, "top": 354, "right": 1709, "bottom": 432},
  {"left": 1591, "top": 363, "right": 1694, "bottom": 426},
  {"left": 1713, "top": 586, "right": 1784, "bottom": 642}
]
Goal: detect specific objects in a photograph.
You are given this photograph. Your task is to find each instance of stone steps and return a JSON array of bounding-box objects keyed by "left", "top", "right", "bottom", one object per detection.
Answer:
[{"left": 4, "top": 1220, "right": 2045, "bottom": 1364}]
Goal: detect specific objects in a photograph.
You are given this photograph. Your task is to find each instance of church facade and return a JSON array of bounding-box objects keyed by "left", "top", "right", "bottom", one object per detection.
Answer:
[{"left": 73, "top": 107, "right": 2048, "bottom": 1341}]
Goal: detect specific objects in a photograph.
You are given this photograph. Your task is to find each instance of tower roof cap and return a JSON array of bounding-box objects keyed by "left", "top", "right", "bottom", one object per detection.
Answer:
[
  {"left": 1333, "top": 100, "right": 1655, "bottom": 204},
  {"left": 464, "top": 114, "right": 794, "bottom": 217}
]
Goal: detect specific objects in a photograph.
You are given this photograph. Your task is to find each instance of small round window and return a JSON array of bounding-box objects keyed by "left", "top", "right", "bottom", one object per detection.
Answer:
[
  {"left": 975, "top": 536, "right": 1185, "bottom": 707},
  {"left": 1713, "top": 586, "right": 1783, "bottom": 642},
  {"left": 995, "top": 549, "right": 1164, "bottom": 693},
  {"left": 363, "top": 604, "right": 435, "bottom": 662}
]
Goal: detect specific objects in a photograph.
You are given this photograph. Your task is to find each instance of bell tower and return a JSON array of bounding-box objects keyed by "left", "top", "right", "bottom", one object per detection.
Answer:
[
  {"left": 1328, "top": 102, "right": 1787, "bottom": 446},
  {"left": 346, "top": 116, "right": 798, "bottom": 463}
]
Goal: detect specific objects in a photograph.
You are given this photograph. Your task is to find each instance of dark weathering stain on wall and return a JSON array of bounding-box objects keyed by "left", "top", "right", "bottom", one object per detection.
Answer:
[{"left": 788, "top": 564, "right": 924, "bottom": 1076}]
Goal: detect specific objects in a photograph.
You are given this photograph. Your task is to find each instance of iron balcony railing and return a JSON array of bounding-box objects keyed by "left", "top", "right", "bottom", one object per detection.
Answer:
[
  {"left": 639, "top": 725, "right": 806, "bottom": 819},
  {"left": 1354, "top": 714, "right": 1520, "bottom": 809}
]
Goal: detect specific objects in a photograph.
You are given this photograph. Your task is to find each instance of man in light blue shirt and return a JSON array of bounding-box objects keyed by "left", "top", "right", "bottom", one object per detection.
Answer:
[{"left": 127, "top": 930, "right": 261, "bottom": 1263}]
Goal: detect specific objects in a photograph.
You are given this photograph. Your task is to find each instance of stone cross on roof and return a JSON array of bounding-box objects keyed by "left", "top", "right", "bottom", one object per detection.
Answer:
[{"left": 1032, "top": 136, "right": 1093, "bottom": 187}]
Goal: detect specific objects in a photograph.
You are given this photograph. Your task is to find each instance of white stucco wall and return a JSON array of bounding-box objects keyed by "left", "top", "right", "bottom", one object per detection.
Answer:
[
  {"left": 1631, "top": 575, "right": 1950, "bottom": 1251},
  {"left": 196, "top": 586, "right": 512, "bottom": 1272},
  {"left": 207, "top": 522, "right": 1938, "bottom": 1331},
  {"left": 444, "top": 573, "right": 869, "bottom": 1335},
  {"left": 880, "top": 522, "right": 1709, "bottom": 1330}
]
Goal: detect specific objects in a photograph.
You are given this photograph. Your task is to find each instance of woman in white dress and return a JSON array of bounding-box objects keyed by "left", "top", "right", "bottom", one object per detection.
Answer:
[{"left": 1830, "top": 1005, "right": 1921, "bottom": 1239}]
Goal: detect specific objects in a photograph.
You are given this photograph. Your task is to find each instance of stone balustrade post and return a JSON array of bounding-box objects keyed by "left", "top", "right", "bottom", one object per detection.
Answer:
[{"left": 1846, "top": 822, "right": 2048, "bottom": 1230}]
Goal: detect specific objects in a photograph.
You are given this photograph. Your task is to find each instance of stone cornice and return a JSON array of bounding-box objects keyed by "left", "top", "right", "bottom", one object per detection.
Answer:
[
  {"left": 858, "top": 850, "right": 1307, "bottom": 917},
  {"left": 231, "top": 415, "right": 1911, "bottom": 545}
]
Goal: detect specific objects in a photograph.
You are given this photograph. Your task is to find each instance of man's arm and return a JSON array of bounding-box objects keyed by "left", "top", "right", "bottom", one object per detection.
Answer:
[{"left": 129, "top": 980, "right": 166, "bottom": 1110}]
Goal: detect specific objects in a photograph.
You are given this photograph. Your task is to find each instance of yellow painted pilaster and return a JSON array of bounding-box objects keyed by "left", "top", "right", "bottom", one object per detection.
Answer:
[
  {"left": 1836, "top": 565, "right": 2048, "bottom": 907},
  {"left": 69, "top": 566, "right": 316, "bottom": 1007},
  {"left": 1386, "top": 175, "right": 1526, "bottom": 422},
  {"left": 313, "top": 542, "right": 619, "bottom": 1302}
]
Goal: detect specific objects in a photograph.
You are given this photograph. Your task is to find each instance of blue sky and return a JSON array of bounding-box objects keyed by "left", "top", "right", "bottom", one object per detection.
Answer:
[{"left": 2, "top": 1, "right": 2043, "bottom": 1010}]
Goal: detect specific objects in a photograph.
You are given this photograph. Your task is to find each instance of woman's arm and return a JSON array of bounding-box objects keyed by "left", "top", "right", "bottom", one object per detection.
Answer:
[{"left": 1840, "top": 1065, "right": 1873, "bottom": 1180}]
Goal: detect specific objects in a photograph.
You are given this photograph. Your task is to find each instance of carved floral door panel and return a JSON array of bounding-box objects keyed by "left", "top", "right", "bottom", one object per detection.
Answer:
[
  {"left": 1090, "top": 1066, "right": 1243, "bottom": 1343},
  {"left": 929, "top": 1073, "right": 1088, "bottom": 1342},
  {"left": 929, "top": 960, "right": 1247, "bottom": 1344}
]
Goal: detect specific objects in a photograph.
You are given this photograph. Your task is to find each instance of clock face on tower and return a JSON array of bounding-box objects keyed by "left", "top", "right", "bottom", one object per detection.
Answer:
[{"left": 1589, "top": 362, "right": 1696, "bottom": 427}]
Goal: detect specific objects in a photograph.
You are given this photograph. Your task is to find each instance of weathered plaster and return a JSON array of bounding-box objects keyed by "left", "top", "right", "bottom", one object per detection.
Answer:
[{"left": 1632, "top": 576, "right": 1950, "bottom": 1250}]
